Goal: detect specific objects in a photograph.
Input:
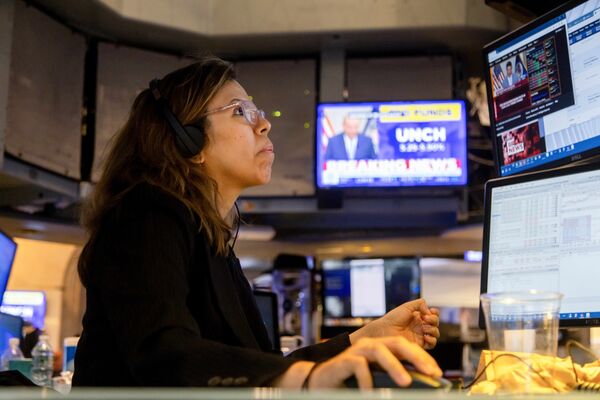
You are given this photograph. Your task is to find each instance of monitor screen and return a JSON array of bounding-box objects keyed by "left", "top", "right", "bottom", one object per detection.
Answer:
[
  {"left": 1, "top": 290, "right": 46, "bottom": 329},
  {"left": 253, "top": 290, "right": 280, "bottom": 352},
  {"left": 321, "top": 258, "right": 420, "bottom": 327},
  {"left": 315, "top": 101, "right": 467, "bottom": 188},
  {"left": 484, "top": 0, "right": 600, "bottom": 177},
  {"left": 0, "top": 311, "right": 23, "bottom": 356},
  {"left": 0, "top": 231, "right": 16, "bottom": 302},
  {"left": 481, "top": 162, "right": 600, "bottom": 327}
]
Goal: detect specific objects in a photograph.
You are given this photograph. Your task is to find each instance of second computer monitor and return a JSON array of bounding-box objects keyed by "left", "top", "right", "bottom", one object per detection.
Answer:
[
  {"left": 481, "top": 162, "right": 600, "bottom": 327},
  {"left": 484, "top": 0, "right": 600, "bottom": 177},
  {"left": 321, "top": 257, "right": 420, "bottom": 336}
]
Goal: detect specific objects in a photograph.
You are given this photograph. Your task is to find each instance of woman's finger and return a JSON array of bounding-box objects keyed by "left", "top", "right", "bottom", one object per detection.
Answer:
[
  {"left": 357, "top": 342, "right": 412, "bottom": 386},
  {"left": 422, "top": 324, "right": 440, "bottom": 338},
  {"left": 383, "top": 337, "right": 442, "bottom": 377},
  {"left": 423, "top": 334, "right": 438, "bottom": 350},
  {"left": 423, "top": 313, "right": 439, "bottom": 326},
  {"left": 347, "top": 355, "right": 373, "bottom": 389}
]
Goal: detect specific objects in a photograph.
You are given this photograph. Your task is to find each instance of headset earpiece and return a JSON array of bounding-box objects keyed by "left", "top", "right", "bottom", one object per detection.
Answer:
[{"left": 148, "top": 79, "right": 205, "bottom": 158}]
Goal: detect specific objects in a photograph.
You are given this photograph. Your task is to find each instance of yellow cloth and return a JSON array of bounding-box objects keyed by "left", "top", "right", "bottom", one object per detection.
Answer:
[{"left": 469, "top": 350, "right": 600, "bottom": 394}]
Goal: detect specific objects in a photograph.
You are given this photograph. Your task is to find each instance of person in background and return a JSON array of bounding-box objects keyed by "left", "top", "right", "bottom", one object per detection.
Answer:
[
  {"left": 502, "top": 61, "right": 515, "bottom": 89},
  {"left": 20, "top": 321, "right": 41, "bottom": 358},
  {"left": 515, "top": 62, "right": 523, "bottom": 83},
  {"left": 73, "top": 56, "right": 441, "bottom": 389},
  {"left": 325, "top": 115, "right": 378, "bottom": 160}
]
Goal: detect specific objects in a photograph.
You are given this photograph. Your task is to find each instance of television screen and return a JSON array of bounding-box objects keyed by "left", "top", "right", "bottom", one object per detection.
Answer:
[
  {"left": 0, "top": 231, "right": 16, "bottom": 302},
  {"left": 321, "top": 258, "right": 420, "bottom": 328},
  {"left": 484, "top": 0, "right": 600, "bottom": 176},
  {"left": 315, "top": 101, "right": 467, "bottom": 188},
  {"left": 1, "top": 290, "right": 46, "bottom": 329}
]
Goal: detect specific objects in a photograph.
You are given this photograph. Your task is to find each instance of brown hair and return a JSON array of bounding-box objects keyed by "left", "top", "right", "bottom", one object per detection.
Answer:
[{"left": 78, "top": 56, "right": 235, "bottom": 287}]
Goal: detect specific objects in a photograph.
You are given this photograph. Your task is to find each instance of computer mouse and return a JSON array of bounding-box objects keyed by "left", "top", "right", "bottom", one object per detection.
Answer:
[{"left": 344, "top": 363, "right": 452, "bottom": 390}]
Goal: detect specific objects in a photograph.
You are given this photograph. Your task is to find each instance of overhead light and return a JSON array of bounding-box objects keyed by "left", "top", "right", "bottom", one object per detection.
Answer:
[
  {"left": 464, "top": 250, "right": 482, "bottom": 262},
  {"left": 349, "top": 258, "right": 384, "bottom": 267},
  {"left": 237, "top": 225, "right": 275, "bottom": 241},
  {"left": 315, "top": 247, "right": 344, "bottom": 254}
]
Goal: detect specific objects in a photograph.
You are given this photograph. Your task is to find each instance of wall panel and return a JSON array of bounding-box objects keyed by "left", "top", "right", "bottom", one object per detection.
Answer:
[
  {"left": 236, "top": 59, "right": 316, "bottom": 197},
  {"left": 347, "top": 56, "right": 453, "bottom": 101},
  {"left": 93, "top": 44, "right": 191, "bottom": 181},
  {"left": 5, "top": 1, "right": 85, "bottom": 178}
]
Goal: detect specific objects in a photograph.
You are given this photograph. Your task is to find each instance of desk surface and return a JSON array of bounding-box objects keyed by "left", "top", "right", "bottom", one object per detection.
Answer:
[{"left": 0, "top": 388, "right": 599, "bottom": 400}]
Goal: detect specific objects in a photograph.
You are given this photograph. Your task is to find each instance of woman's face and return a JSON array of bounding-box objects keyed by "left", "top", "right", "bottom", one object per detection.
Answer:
[{"left": 199, "top": 80, "right": 274, "bottom": 193}]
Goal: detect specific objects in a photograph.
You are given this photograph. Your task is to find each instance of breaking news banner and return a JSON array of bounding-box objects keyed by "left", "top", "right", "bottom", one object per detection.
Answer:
[{"left": 316, "top": 101, "right": 467, "bottom": 188}]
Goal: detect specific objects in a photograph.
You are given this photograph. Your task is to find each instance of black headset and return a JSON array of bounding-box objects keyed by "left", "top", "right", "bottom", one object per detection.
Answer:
[{"left": 148, "top": 79, "right": 205, "bottom": 158}]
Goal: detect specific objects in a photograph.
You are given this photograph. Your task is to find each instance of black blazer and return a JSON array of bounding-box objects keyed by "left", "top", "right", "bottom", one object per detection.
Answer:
[{"left": 72, "top": 183, "right": 349, "bottom": 387}]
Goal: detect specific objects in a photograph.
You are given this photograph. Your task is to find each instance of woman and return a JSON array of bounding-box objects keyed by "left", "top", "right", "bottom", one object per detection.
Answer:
[{"left": 73, "top": 56, "right": 442, "bottom": 389}]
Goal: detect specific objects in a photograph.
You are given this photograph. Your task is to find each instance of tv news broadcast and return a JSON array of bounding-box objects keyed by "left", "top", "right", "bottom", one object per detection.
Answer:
[{"left": 315, "top": 101, "right": 467, "bottom": 188}]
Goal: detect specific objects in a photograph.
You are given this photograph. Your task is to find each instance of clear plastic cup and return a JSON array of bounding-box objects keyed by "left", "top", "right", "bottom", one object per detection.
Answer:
[
  {"left": 480, "top": 290, "right": 563, "bottom": 356},
  {"left": 479, "top": 291, "right": 563, "bottom": 394}
]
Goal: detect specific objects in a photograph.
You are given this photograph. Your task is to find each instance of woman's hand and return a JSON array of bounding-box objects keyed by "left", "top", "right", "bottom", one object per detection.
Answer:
[
  {"left": 306, "top": 336, "right": 442, "bottom": 389},
  {"left": 350, "top": 299, "right": 440, "bottom": 350}
]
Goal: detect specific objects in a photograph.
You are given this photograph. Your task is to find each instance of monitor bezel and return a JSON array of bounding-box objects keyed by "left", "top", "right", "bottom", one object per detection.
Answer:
[
  {"left": 482, "top": 0, "right": 596, "bottom": 178},
  {"left": 0, "top": 229, "right": 17, "bottom": 302},
  {"left": 319, "top": 256, "right": 422, "bottom": 323},
  {"left": 479, "top": 160, "right": 600, "bottom": 329},
  {"left": 252, "top": 290, "right": 280, "bottom": 351},
  {"left": 314, "top": 99, "right": 469, "bottom": 190}
]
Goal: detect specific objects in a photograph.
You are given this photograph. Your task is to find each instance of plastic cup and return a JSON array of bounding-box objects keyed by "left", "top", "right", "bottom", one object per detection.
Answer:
[
  {"left": 479, "top": 291, "right": 563, "bottom": 393},
  {"left": 481, "top": 290, "right": 563, "bottom": 356}
]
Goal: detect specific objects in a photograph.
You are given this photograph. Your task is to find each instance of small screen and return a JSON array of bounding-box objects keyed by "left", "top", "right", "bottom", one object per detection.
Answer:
[
  {"left": 0, "top": 232, "right": 16, "bottom": 302},
  {"left": 322, "top": 258, "right": 420, "bottom": 326},
  {"left": 1, "top": 291, "right": 46, "bottom": 329},
  {"left": 315, "top": 101, "right": 467, "bottom": 188},
  {"left": 484, "top": 166, "right": 600, "bottom": 323},
  {"left": 253, "top": 291, "right": 279, "bottom": 351},
  {"left": 485, "top": 0, "right": 600, "bottom": 176}
]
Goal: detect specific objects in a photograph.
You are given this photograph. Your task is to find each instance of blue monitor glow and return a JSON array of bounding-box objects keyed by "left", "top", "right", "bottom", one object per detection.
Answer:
[
  {"left": 484, "top": 0, "right": 600, "bottom": 177},
  {"left": 1, "top": 290, "right": 46, "bottom": 329},
  {"left": 0, "top": 231, "right": 16, "bottom": 302},
  {"left": 0, "top": 312, "right": 23, "bottom": 356},
  {"left": 315, "top": 101, "right": 467, "bottom": 188},
  {"left": 321, "top": 258, "right": 420, "bottom": 327}
]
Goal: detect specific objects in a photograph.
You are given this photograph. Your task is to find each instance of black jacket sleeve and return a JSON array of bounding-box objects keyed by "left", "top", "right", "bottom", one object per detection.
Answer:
[
  {"left": 91, "top": 195, "right": 295, "bottom": 387},
  {"left": 287, "top": 334, "right": 351, "bottom": 363}
]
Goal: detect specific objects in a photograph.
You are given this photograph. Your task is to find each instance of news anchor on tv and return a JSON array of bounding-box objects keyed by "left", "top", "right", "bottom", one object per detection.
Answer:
[{"left": 325, "top": 115, "right": 377, "bottom": 160}]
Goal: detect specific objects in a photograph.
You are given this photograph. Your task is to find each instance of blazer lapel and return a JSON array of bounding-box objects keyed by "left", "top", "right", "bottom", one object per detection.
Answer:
[{"left": 206, "top": 250, "right": 260, "bottom": 350}]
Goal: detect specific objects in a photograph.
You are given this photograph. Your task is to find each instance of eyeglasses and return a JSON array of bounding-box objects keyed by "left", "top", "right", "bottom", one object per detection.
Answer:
[{"left": 201, "top": 100, "right": 266, "bottom": 126}]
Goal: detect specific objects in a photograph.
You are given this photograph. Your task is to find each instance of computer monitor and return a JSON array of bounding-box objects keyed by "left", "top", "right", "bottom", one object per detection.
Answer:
[
  {"left": 321, "top": 257, "right": 420, "bottom": 336},
  {"left": 484, "top": 0, "right": 600, "bottom": 177},
  {"left": 253, "top": 290, "right": 280, "bottom": 352},
  {"left": 0, "top": 230, "right": 16, "bottom": 302},
  {"left": 1, "top": 290, "right": 46, "bottom": 329},
  {"left": 315, "top": 101, "right": 467, "bottom": 188},
  {"left": 480, "top": 162, "right": 600, "bottom": 327},
  {"left": 0, "top": 311, "right": 23, "bottom": 356}
]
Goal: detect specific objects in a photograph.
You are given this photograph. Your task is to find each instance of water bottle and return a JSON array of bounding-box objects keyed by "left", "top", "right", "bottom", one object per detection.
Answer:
[
  {"left": 31, "top": 335, "right": 53, "bottom": 387},
  {"left": 1, "top": 338, "right": 24, "bottom": 370}
]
